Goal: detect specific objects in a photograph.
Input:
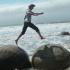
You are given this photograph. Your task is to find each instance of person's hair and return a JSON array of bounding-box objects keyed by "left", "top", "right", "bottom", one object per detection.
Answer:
[{"left": 29, "top": 4, "right": 35, "bottom": 8}]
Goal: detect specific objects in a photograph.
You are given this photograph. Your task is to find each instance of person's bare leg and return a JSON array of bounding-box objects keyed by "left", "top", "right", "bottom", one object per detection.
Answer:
[
  {"left": 15, "top": 33, "right": 23, "bottom": 45},
  {"left": 37, "top": 31, "right": 45, "bottom": 39}
]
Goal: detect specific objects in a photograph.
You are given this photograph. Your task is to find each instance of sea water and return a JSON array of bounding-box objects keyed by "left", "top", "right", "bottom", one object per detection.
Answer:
[{"left": 0, "top": 22, "right": 70, "bottom": 70}]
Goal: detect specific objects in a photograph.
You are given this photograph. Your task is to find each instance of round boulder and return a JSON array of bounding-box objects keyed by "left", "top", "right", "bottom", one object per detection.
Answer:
[
  {"left": 32, "top": 44, "right": 70, "bottom": 70},
  {"left": 60, "top": 31, "right": 70, "bottom": 35},
  {"left": 0, "top": 45, "right": 32, "bottom": 70}
]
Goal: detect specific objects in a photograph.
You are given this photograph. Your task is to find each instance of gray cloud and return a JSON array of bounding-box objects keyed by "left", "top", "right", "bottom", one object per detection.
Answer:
[{"left": 0, "top": 0, "right": 70, "bottom": 26}]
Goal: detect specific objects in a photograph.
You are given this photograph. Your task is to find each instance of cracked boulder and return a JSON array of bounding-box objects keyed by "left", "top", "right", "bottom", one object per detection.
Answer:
[{"left": 32, "top": 44, "right": 70, "bottom": 70}]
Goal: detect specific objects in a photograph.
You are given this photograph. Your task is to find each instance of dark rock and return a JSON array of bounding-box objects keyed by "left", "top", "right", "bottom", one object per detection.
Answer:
[
  {"left": 32, "top": 44, "right": 70, "bottom": 70},
  {"left": 0, "top": 45, "right": 32, "bottom": 70},
  {"left": 60, "top": 31, "right": 70, "bottom": 35}
]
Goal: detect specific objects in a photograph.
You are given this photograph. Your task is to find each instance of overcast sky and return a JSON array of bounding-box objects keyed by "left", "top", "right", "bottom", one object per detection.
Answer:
[{"left": 0, "top": 0, "right": 70, "bottom": 26}]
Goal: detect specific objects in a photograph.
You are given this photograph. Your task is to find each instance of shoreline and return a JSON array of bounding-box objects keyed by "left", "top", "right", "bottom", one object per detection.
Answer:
[{"left": 0, "top": 22, "right": 70, "bottom": 27}]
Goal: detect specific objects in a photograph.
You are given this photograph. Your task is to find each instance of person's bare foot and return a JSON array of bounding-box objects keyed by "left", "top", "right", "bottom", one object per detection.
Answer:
[{"left": 15, "top": 40, "right": 18, "bottom": 45}]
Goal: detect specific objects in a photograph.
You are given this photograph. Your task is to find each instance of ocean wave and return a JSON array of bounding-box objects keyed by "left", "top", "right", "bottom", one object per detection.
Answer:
[{"left": 0, "top": 23, "right": 70, "bottom": 54}]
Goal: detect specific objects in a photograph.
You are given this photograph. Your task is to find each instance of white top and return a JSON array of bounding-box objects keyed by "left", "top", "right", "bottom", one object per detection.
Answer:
[{"left": 24, "top": 9, "right": 34, "bottom": 22}]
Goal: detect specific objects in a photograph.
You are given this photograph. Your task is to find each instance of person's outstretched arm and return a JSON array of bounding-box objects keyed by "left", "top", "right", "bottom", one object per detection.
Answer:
[
  {"left": 34, "top": 12, "right": 44, "bottom": 15},
  {"left": 27, "top": 11, "right": 44, "bottom": 16}
]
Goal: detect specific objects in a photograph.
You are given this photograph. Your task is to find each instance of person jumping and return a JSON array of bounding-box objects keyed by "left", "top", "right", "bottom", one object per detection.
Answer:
[{"left": 15, "top": 4, "right": 44, "bottom": 45}]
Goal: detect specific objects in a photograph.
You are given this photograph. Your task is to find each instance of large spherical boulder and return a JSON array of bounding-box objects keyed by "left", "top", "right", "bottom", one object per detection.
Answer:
[
  {"left": 60, "top": 31, "right": 70, "bottom": 35},
  {"left": 32, "top": 44, "right": 70, "bottom": 70},
  {"left": 0, "top": 45, "right": 32, "bottom": 70}
]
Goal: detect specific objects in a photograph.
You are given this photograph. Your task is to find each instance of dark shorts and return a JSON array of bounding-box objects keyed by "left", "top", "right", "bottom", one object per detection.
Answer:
[{"left": 21, "top": 22, "right": 39, "bottom": 35}]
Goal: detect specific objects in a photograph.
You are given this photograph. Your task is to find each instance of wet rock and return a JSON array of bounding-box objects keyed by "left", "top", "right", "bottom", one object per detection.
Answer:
[
  {"left": 32, "top": 44, "right": 70, "bottom": 70},
  {"left": 0, "top": 45, "right": 32, "bottom": 70},
  {"left": 60, "top": 31, "right": 70, "bottom": 35}
]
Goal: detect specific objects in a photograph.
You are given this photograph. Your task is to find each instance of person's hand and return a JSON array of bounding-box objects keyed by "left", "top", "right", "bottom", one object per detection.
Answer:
[{"left": 41, "top": 12, "right": 44, "bottom": 14}]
